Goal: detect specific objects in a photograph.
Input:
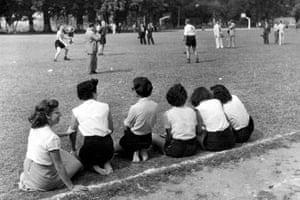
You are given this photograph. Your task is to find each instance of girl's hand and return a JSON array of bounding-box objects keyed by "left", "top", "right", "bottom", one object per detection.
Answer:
[{"left": 72, "top": 185, "right": 88, "bottom": 192}]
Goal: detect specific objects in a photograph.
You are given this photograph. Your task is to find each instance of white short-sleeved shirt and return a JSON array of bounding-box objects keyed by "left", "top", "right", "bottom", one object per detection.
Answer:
[
  {"left": 72, "top": 99, "right": 112, "bottom": 137},
  {"left": 184, "top": 24, "right": 196, "bottom": 36},
  {"left": 26, "top": 126, "right": 61, "bottom": 166},
  {"left": 164, "top": 106, "right": 197, "bottom": 140},
  {"left": 196, "top": 99, "right": 229, "bottom": 132},
  {"left": 124, "top": 98, "right": 158, "bottom": 136},
  {"left": 213, "top": 24, "right": 222, "bottom": 37},
  {"left": 223, "top": 95, "right": 250, "bottom": 131},
  {"left": 278, "top": 23, "right": 285, "bottom": 33},
  {"left": 56, "top": 30, "right": 64, "bottom": 40}
]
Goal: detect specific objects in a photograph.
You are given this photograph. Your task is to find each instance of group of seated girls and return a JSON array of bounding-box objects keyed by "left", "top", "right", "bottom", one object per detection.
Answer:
[{"left": 18, "top": 77, "right": 254, "bottom": 192}]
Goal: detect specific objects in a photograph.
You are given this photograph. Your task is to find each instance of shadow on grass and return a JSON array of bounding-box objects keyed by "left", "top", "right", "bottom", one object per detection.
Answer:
[
  {"left": 97, "top": 69, "right": 133, "bottom": 74},
  {"left": 248, "top": 129, "right": 264, "bottom": 142},
  {"left": 104, "top": 52, "right": 128, "bottom": 56},
  {"left": 197, "top": 59, "right": 217, "bottom": 63}
]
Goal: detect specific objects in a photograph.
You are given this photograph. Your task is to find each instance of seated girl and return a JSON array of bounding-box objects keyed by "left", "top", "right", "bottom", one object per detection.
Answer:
[
  {"left": 19, "top": 99, "right": 86, "bottom": 192},
  {"left": 68, "top": 79, "right": 114, "bottom": 175},
  {"left": 117, "top": 77, "right": 158, "bottom": 162},
  {"left": 152, "top": 84, "right": 199, "bottom": 157},
  {"left": 190, "top": 87, "right": 236, "bottom": 151},
  {"left": 210, "top": 84, "right": 254, "bottom": 143}
]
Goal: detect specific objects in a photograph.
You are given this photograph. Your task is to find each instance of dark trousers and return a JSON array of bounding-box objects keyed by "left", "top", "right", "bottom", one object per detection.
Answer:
[
  {"left": 147, "top": 36, "right": 154, "bottom": 45},
  {"left": 88, "top": 53, "right": 97, "bottom": 73},
  {"left": 233, "top": 116, "right": 254, "bottom": 143},
  {"left": 119, "top": 129, "right": 152, "bottom": 153},
  {"left": 164, "top": 137, "right": 198, "bottom": 158},
  {"left": 139, "top": 33, "right": 146, "bottom": 45},
  {"left": 203, "top": 127, "right": 236, "bottom": 151},
  {"left": 79, "top": 135, "right": 114, "bottom": 169}
]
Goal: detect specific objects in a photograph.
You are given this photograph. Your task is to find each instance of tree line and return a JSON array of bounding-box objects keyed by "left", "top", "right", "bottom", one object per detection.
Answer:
[{"left": 0, "top": 0, "right": 299, "bottom": 32}]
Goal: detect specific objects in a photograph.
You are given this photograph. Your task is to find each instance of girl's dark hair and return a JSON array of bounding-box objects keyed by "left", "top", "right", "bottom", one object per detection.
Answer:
[
  {"left": 28, "top": 99, "right": 59, "bottom": 128},
  {"left": 132, "top": 77, "right": 153, "bottom": 97},
  {"left": 77, "top": 79, "right": 98, "bottom": 100},
  {"left": 166, "top": 83, "right": 187, "bottom": 107},
  {"left": 210, "top": 84, "right": 232, "bottom": 104},
  {"left": 190, "top": 87, "right": 212, "bottom": 107}
]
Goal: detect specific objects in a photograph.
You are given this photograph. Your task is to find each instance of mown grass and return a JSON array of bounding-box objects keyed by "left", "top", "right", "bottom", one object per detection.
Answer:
[{"left": 0, "top": 28, "right": 300, "bottom": 199}]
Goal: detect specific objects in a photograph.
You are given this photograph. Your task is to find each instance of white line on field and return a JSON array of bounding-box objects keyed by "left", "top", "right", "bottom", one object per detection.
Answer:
[{"left": 46, "top": 131, "right": 299, "bottom": 200}]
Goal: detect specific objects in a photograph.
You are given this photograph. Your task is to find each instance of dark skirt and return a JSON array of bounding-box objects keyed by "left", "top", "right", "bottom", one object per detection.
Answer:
[
  {"left": 233, "top": 116, "right": 254, "bottom": 143},
  {"left": 203, "top": 126, "right": 236, "bottom": 151},
  {"left": 164, "top": 137, "right": 199, "bottom": 158},
  {"left": 186, "top": 36, "right": 196, "bottom": 47},
  {"left": 119, "top": 129, "right": 152, "bottom": 153},
  {"left": 79, "top": 135, "right": 114, "bottom": 169},
  {"left": 54, "top": 40, "right": 65, "bottom": 49}
]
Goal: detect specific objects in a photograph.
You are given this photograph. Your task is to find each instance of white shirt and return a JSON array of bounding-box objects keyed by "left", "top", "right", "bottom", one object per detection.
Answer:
[
  {"left": 223, "top": 95, "right": 250, "bottom": 131},
  {"left": 278, "top": 23, "right": 285, "bottom": 33},
  {"left": 184, "top": 24, "right": 196, "bottom": 36},
  {"left": 124, "top": 98, "right": 158, "bottom": 136},
  {"left": 26, "top": 126, "right": 61, "bottom": 166},
  {"left": 213, "top": 23, "right": 222, "bottom": 37},
  {"left": 273, "top": 24, "right": 278, "bottom": 31},
  {"left": 196, "top": 99, "right": 229, "bottom": 132},
  {"left": 164, "top": 106, "right": 197, "bottom": 140},
  {"left": 72, "top": 99, "right": 112, "bottom": 137}
]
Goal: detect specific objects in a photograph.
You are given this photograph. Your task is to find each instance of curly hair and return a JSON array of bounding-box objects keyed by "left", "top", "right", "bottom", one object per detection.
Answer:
[
  {"left": 28, "top": 99, "right": 59, "bottom": 128},
  {"left": 132, "top": 77, "right": 153, "bottom": 97},
  {"left": 210, "top": 84, "right": 232, "bottom": 104},
  {"left": 190, "top": 87, "right": 212, "bottom": 107},
  {"left": 77, "top": 79, "right": 98, "bottom": 100},
  {"left": 166, "top": 83, "right": 187, "bottom": 107}
]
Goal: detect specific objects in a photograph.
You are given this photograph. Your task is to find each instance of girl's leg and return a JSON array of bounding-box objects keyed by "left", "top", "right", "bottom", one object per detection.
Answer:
[
  {"left": 99, "top": 44, "right": 104, "bottom": 55},
  {"left": 152, "top": 133, "right": 165, "bottom": 154},
  {"left": 185, "top": 46, "right": 191, "bottom": 63},
  {"left": 93, "top": 165, "right": 109, "bottom": 175},
  {"left": 103, "top": 161, "right": 113, "bottom": 174},
  {"left": 54, "top": 47, "right": 62, "bottom": 61},
  {"left": 192, "top": 46, "right": 199, "bottom": 63},
  {"left": 64, "top": 47, "right": 70, "bottom": 60},
  {"left": 132, "top": 151, "right": 140, "bottom": 162},
  {"left": 140, "top": 149, "right": 149, "bottom": 161}
]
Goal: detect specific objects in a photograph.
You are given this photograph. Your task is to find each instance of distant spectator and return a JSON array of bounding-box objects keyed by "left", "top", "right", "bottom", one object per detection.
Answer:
[
  {"left": 138, "top": 24, "right": 147, "bottom": 45},
  {"left": 227, "top": 20, "right": 236, "bottom": 48},
  {"left": 146, "top": 22, "right": 155, "bottom": 45},
  {"left": 262, "top": 20, "right": 271, "bottom": 44},
  {"left": 278, "top": 20, "right": 285, "bottom": 45},
  {"left": 213, "top": 21, "right": 224, "bottom": 49},
  {"left": 273, "top": 22, "right": 279, "bottom": 44}
]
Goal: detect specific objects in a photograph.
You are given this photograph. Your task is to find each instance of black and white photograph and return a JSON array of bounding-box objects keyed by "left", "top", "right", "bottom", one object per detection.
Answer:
[{"left": 1, "top": 0, "right": 300, "bottom": 199}]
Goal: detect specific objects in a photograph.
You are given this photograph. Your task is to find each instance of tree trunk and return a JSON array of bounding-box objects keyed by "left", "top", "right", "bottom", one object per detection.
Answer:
[
  {"left": 42, "top": 6, "right": 52, "bottom": 32},
  {"left": 28, "top": 15, "right": 34, "bottom": 32},
  {"left": 76, "top": 11, "right": 84, "bottom": 30}
]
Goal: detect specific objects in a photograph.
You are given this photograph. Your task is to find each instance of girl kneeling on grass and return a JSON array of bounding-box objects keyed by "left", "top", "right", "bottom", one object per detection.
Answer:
[
  {"left": 19, "top": 99, "right": 86, "bottom": 192},
  {"left": 67, "top": 79, "right": 114, "bottom": 175},
  {"left": 210, "top": 84, "right": 254, "bottom": 143},
  {"left": 152, "top": 84, "right": 199, "bottom": 157},
  {"left": 190, "top": 87, "right": 236, "bottom": 151},
  {"left": 117, "top": 77, "right": 158, "bottom": 162}
]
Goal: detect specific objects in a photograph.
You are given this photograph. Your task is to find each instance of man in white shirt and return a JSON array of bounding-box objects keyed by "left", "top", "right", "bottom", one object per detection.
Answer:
[
  {"left": 278, "top": 20, "right": 285, "bottom": 45},
  {"left": 273, "top": 22, "right": 279, "bottom": 44},
  {"left": 213, "top": 21, "right": 224, "bottom": 49}
]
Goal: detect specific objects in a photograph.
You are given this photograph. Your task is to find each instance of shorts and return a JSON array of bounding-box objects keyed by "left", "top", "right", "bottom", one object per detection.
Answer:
[
  {"left": 164, "top": 137, "right": 198, "bottom": 158},
  {"left": 54, "top": 40, "right": 65, "bottom": 49},
  {"left": 185, "top": 36, "right": 196, "bottom": 47},
  {"left": 233, "top": 116, "right": 254, "bottom": 143},
  {"left": 79, "top": 135, "right": 114, "bottom": 169},
  {"left": 99, "top": 36, "right": 106, "bottom": 45},
  {"left": 203, "top": 126, "right": 236, "bottom": 151},
  {"left": 119, "top": 129, "right": 152, "bottom": 153}
]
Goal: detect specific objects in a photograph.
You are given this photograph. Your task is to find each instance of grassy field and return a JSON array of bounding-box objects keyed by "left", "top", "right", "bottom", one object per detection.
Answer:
[{"left": 0, "top": 29, "right": 300, "bottom": 199}]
